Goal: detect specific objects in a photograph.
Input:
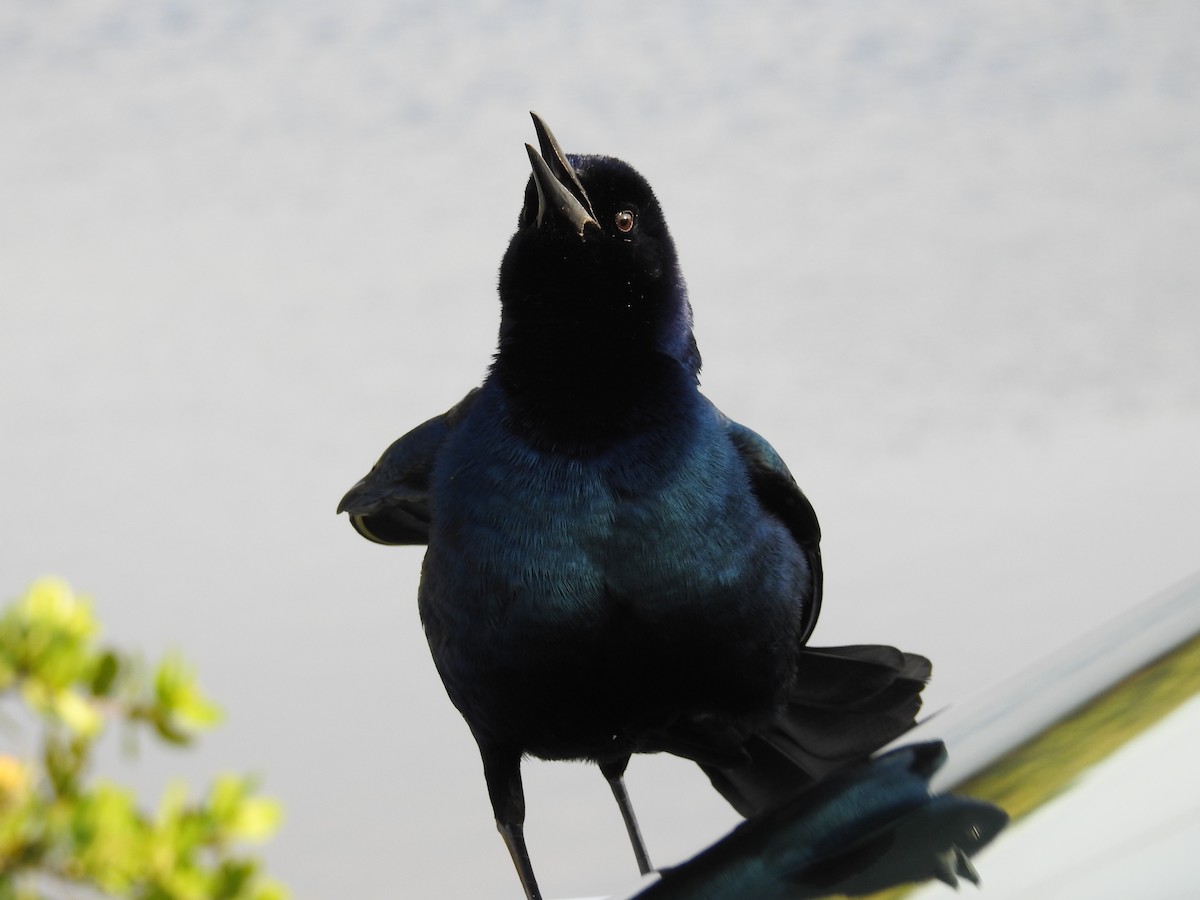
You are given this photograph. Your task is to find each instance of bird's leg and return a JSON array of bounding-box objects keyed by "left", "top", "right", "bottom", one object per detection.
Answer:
[
  {"left": 482, "top": 745, "right": 542, "bottom": 900},
  {"left": 497, "top": 820, "right": 540, "bottom": 900},
  {"left": 600, "top": 754, "right": 654, "bottom": 875}
]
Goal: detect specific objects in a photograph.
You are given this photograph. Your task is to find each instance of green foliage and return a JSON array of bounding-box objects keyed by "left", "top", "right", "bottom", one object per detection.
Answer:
[{"left": 0, "top": 579, "right": 287, "bottom": 900}]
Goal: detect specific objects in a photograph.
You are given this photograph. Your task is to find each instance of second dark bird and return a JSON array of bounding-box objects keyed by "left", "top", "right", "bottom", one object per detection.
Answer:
[{"left": 339, "top": 113, "right": 931, "bottom": 900}]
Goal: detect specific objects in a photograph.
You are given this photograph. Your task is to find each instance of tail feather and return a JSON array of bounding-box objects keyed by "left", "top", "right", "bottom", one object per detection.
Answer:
[
  {"left": 790, "top": 645, "right": 931, "bottom": 708},
  {"left": 702, "top": 644, "right": 931, "bottom": 818}
]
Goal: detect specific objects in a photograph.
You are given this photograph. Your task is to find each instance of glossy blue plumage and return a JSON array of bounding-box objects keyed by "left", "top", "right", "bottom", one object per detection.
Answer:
[{"left": 418, "top": 376, "right": 814, "bottom": 762}]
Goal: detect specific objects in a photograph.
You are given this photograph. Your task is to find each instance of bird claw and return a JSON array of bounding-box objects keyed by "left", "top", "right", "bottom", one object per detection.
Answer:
[
  {"left": 932, "top": 844, "right": 982, "bottom": 890},
  {"left": 955, "top": 844, "right": 981, "bottom": 886},
  {"left": 932, "top": 848, "right": 960, "bottom": 888}
]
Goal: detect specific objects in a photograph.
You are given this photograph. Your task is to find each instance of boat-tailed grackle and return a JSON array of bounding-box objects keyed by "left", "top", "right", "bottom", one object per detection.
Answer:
[{"left": 340, "top": 113, "right": 930, "bottom": 900}]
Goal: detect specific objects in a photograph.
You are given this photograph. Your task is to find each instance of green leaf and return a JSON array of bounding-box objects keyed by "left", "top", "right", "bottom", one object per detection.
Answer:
[
  {"left": 154, "top": 654, "right": 222, "bottom": 736},
  {"left": 89, "top": 650, "right": 120, "bottom": 697},
  {"left": 51, "top": 689, "right": 104, "bottom": 738},
  {"left": 22, "top": 578, "right": 97, "bottom": 641},
  {"left": 230, "top": 796, "right": 282, "bottom": 843}
]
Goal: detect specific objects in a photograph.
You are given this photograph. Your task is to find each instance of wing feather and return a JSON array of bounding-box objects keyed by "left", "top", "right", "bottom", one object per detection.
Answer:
[{"left": 337, "top": 389, "right": 478, "bottom": 545}]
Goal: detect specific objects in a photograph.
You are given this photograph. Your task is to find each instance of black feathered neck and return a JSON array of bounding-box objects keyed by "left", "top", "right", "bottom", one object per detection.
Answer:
[
  {"left": 491, "top": 346, "right": 698, "bottom": 453},
  {"left": 491, "top": 153, "right": 701, "bottom": 451}
]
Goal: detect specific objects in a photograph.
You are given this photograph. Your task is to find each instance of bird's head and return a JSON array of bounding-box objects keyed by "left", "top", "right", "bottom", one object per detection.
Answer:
[{"left": 497, "top": 113, "right": 699, "bottom": 378}]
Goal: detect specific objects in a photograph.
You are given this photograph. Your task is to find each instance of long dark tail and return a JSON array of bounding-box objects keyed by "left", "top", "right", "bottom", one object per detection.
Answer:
[{"left": 701, "top": 644, "right": 932, "bottom": 817}]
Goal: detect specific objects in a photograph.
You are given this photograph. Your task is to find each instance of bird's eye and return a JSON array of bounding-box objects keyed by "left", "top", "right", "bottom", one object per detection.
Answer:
[{"left": 614, "top": 210, "right": 636, "bottom": 234}]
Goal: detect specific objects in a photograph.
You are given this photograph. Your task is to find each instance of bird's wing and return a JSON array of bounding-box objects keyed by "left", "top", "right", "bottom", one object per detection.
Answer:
[
  {"left": 337, "top": 389, "right": 479, "bottom": 545},
  {"left": 724, "top": 417, "right": 823, "bottom": 640}
]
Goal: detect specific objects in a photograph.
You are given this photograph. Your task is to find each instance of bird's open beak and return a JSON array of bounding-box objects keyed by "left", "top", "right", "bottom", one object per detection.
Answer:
[{"left": 525, "top": 112, "right": 599, "bottom": 237}]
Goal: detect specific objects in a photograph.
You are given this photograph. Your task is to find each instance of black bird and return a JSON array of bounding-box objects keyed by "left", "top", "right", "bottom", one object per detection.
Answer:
[{"left": 339, "top": 113, "right": 930, "bottom": 900}]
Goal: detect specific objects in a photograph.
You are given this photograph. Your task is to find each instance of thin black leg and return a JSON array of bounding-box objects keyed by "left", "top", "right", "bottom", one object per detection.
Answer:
[
  {"left": 600, "top": 755, "right": 654, "bottom": 876},
  {"left": 497, "top": 820, "right": 541, "bottom": 900},
  {"left": 482, "top": 745, "right": 542, "bottom": 900}
]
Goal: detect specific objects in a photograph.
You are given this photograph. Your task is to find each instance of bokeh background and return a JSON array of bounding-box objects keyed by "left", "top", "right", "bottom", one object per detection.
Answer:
[{"left": 3, "top": 2, "right": 1199, "bottom": 896}]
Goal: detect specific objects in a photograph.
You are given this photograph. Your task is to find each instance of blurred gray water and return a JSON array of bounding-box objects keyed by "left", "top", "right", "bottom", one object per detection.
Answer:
[{"left": 3, "top": 3, "right": 1199, "bottom": 897}]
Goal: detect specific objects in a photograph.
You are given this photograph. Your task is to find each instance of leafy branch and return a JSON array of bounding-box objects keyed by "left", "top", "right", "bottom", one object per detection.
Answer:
[{"left": 0, "top": 579, "right": 286, "bottom": 900}]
